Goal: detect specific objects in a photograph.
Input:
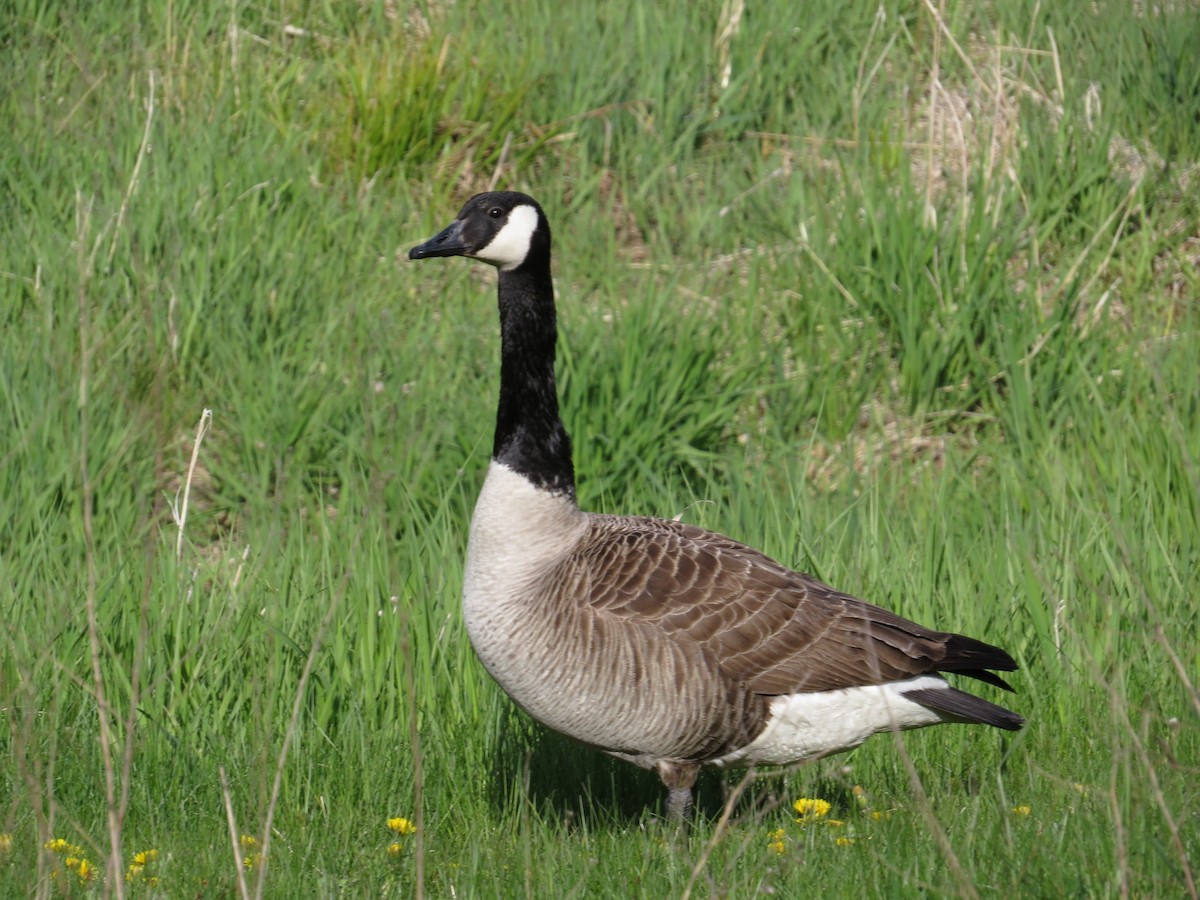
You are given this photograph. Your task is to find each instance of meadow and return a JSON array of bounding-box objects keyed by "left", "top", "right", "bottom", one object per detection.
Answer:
[{"left": 2, "top": 0, "right": 1198, "bottom": 896}]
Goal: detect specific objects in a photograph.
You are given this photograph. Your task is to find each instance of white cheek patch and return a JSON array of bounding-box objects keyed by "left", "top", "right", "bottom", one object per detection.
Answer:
[{"left": 475, "top": 204, "right": 540, "bottom": 271}]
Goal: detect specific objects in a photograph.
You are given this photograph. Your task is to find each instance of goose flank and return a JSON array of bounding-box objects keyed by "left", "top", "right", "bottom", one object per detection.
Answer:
[{"left": 408, "top": 191, "right": 1024, "bottom": 821}]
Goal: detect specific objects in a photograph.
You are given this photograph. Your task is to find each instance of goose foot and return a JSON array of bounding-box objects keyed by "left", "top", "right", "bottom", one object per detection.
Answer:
[{"left": 657, "top": 760, "right": 700, "bottom": 824}]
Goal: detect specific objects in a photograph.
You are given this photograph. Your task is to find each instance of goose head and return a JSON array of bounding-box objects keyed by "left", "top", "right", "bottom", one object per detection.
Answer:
[{"left": 409, "top": 191, "right": 550, "bottom": 273}]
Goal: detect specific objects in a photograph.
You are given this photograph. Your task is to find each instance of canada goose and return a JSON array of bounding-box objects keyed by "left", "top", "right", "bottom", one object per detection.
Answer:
[{"left": 409, "top": 191, "right": 1024, "bottom": 821}]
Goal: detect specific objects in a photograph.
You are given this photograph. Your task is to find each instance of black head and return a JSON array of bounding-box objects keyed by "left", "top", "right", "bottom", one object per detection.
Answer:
[{"left": 408, "top": 191, "right": 550, "bottom": 273}]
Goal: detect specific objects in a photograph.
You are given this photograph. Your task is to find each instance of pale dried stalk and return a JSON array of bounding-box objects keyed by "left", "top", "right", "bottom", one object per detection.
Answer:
[
  {"left": 175, "top": 408, "right": 213, "bottom": 561},
  {"left": 713, "top": 0, "right": 745, "bottom": 102},
  {"left": 680, "top": 767, "right": 758, "bottom": 900},
  {"left": 891, "top": 729, "right": 980, "bottom": 900},
  {"left": 404, "top": 612, "right": 427, "bottom": 899},
  {"left": 220, "top": 766, "right": 251, "bottom": 900},
  {"left": 921, "top": 0, "right": 992, "bottom": 101},
  {"left": 253, "top": 572, "right": 347, "bottom": 899},
  {"left": 76, "top": 190, "right": 129, "bottom": 899},
  {"left": 107, "top": 72, "right": 155, "bottom": 268},
  {"left": 923, "top": 0, "right": 943, "bottom": 229},
  {"left": 488, "top": 131, "right": 513, "bottom": 192}
]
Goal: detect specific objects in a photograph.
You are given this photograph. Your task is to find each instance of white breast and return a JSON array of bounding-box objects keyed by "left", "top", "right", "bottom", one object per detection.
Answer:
[{"left": 461, "top": 461, "right": 587, "bottom": 691}]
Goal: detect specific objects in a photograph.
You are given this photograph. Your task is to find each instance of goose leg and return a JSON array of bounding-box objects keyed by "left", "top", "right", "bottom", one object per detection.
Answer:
[{"left": 657, "top": 760, "right": 700, "bottom": 823}]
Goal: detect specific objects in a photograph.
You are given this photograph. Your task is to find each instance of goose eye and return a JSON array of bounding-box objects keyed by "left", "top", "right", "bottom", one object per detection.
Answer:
[{"left": 488, "top": 207, "right": 504, "bottom": 218}]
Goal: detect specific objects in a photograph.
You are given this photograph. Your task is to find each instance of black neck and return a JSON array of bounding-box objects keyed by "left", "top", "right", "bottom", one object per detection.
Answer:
[{"left": 492, "top": 264, "right": 576, "bottom": 499}]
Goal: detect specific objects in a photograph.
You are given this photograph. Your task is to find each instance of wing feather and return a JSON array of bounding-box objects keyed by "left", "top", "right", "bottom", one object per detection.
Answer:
[{"left": 573, "top": 514, "right": 1017, "bottom": 696}]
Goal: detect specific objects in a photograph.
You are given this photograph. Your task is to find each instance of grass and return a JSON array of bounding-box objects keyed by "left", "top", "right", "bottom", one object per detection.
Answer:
[{"left": 2, "top": 0, "right": 1198, "bottom": 896}]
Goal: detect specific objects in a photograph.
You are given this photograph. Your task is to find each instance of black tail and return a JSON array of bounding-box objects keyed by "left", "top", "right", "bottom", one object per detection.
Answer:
[
  {"left": 938, "top": 634, "right": 1020, "bottom": 692},
  {"left": 905, "top": 685, "right": 1025, "bottom": 731}
]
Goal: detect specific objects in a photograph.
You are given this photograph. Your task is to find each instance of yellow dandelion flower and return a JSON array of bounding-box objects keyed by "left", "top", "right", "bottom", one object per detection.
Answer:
[
  {"left": 1011, "top": 805, "right": 1031, "bottom": 817},
  {"left": 0, "top": 833, "right": 12, "bottom": 854},
  {"left": 127, "top": 847, "right": 161, "bottom": 884},
  {"left": 793, "top": 798, "right": 832, "bottom": 821},
  {"left": 835, "top": 837, "right": 855, "bottom": 847},
  {"left": 387, "top": 817, "right": 417, "bottom": 835},
  {"left": 77, "top": 858, "right": 94, "bottom": 882},
  {"left": 45, "top": 838, "right": 70, "bottom": 854},
  {"left": 387, "top": 842, "right": 404, "bottom": 857}
]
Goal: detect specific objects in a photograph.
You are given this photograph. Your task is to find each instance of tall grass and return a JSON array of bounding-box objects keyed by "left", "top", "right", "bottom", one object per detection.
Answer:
[{"left": 2, "top": 0, "right": 1198, "bottom": 896}]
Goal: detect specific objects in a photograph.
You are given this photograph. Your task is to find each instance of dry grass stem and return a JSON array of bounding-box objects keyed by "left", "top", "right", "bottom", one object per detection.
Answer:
[
  {"left": 254, "top": 562, "right": 352, "bottom": 898},
  {"left": 106, "top": 71, "right": 155, "bottom": 269},
  {"left": 892, "top": 729, "right": 979, "bottom": 900},
  {"left": 220, "top": 766, "right": 251, "bottom": 900},
  {"left": 680, "top": 768, "right": 759, "bottom": 900},
  {"left": 174, "top": 408, "right": 214, "bottom": 561},
  {"left": 76, "top": 193, "right": 127, "bottom": 899}
]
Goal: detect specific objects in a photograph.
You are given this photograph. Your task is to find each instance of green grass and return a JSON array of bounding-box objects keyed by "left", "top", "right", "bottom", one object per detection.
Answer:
[{"left": 2, "top": 0, "right": 1198, "bottom": 896}]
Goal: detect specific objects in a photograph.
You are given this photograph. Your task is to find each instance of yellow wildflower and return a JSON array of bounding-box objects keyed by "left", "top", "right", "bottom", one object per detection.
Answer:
[
  {"left": 240, "top": 834, "right": 262, "bottom": 869},
  {"left": 387, "top": 842, "right": 404, "bottom": 857},
  {"left": 793, "top": 798, "right": 832, "bottom": 821},
  {"left": 835, "top": 837, "right": 855, "bottom": 847},
  {"left": 387, "top": 817, "right": 417, "bottom": 835},
  {"left": 45, "top": 838, "right": 70, "bottom": 854},
  {"left": 1011, "top": 805, "right": 1031, "bottom": 817},
  {"left": 76, "top": 858, "right": 94, "bottom": 882},
  {"left": 65, "top": 857, "right": 81, "bottom": 870},
  {"left": 766, "top": 827, "right": 786, "bottom": 853},
  {"left": 127, "top": 848, "right": 160, "bottom": 884},
  {"left": 0, "top": 833, "right": 12, "bottom": 854}
]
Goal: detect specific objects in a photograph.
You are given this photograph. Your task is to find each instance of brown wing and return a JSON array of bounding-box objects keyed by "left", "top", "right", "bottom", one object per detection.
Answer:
[{"left": 573, "top": 514, "right": 1017, "bottom": 696}]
